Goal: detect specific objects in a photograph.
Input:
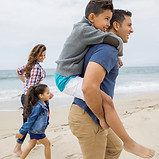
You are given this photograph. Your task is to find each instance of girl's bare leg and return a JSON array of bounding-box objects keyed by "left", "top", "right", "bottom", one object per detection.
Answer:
[
  {"left": 39, "top": 137, "right": 51, "bottom": 159},
  {"left": 101, "top": 91, "right": 155, "bottom": 158},
  {"left": 13, "top": 143, "right": 22, "bottom": 156},
  {"left": 20, "top": 139, "right": 36, "bottom": 159}
]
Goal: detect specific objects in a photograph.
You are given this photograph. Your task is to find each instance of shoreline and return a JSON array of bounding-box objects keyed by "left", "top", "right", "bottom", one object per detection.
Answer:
[
  {"left": 0, "top": 92, "right": 159, "bottom": 158},
  {"left": 0, "top": 91, "right": 159, "bottom": 111}
]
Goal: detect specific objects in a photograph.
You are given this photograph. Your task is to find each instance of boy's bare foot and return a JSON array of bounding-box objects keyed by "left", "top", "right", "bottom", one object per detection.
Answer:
[
  {"left": 13, "top": 144, "right": 22, "bottom": 156},
  {"left": 124, "top": 141, "right": 155, "bottom": 158}
]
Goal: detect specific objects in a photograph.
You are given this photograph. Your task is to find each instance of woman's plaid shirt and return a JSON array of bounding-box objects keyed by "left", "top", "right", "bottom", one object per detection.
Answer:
[{"left": 17, "top": 62, "right": 46, "bottom": 94}]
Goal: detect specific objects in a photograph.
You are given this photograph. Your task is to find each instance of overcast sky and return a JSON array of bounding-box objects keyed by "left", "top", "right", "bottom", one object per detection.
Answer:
[{"left": 0, "top": 0, "right": 159, "bottom": 70}]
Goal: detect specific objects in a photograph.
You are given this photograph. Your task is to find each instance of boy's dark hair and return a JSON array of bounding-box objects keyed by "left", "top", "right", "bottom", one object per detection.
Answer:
[
  {"left": 107, "top": 9, "right": 132, "bottom": 31},
  {"left": 23, "top": 84, "right": 48, "bottom": 118},
  {"left": 85, "top": 0, "right": 113, "bottom": 18}
]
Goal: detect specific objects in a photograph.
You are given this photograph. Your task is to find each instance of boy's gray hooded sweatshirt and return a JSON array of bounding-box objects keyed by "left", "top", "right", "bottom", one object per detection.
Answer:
[{"left": 56, "top": 17, "right": 123, "bottom": 77}]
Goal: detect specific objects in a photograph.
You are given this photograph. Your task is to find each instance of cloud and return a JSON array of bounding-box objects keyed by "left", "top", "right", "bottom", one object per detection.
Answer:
[
  {"left": 0, "top": 0, "right": 159, "bottom": 69},
  {"left": 0, "top": 0, "right": 89, "bottom": 45}
]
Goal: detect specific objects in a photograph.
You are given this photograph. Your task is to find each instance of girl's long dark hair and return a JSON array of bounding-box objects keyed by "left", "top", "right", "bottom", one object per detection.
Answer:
[
  {"left": 22, "top": 44, "right": 46, "bottom": 78},
  {"left": 23, "top": 84, "right": 48, "bottom": 118}
]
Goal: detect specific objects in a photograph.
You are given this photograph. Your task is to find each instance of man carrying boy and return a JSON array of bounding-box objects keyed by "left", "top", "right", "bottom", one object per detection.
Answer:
[
  {"left": 68, "top": 8, "right": 155, "bottom": 159},
  {"left": 55, "top": 0, "right": 123, "bottom": 99}
]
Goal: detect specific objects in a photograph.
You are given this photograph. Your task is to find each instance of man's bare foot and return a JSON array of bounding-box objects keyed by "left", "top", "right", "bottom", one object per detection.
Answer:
[
  {"left": 124, "top": 141, "right": 155, "bottom": 158},
  {"left": 13, "top": 144, "right": 22, "bottom": 156}
]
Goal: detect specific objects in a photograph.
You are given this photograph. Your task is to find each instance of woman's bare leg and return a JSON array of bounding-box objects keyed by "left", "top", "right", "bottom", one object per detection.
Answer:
[{"left": 13, "top": 143, "right": 22, "bottom": 156}]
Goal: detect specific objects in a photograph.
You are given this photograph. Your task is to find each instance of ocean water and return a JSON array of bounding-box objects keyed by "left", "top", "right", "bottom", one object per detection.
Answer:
[{"left": 0, "top": 66, "right": 159, "bottom": 110}]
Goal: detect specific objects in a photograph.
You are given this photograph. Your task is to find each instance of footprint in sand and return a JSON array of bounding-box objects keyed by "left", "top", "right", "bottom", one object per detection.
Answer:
[
  {"left": 65, "top": 153, "right": 82, "bottom": 159},
  {"left": 1, "top": 154, "right": 15, "bottom": 159}
]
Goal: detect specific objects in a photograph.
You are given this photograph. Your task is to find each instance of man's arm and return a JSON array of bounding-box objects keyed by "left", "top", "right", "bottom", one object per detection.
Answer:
[{"left": 82, "top": 61, "right": 107, "bottom": 126}]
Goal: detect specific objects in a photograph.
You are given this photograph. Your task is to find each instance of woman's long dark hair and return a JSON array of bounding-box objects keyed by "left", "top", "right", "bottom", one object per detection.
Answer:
[
  {"left": 23, "top": 84, "right": 48, "bottom": 118},
  {"left": 22, "top": 44, "right": 46, "bottom": 78}
]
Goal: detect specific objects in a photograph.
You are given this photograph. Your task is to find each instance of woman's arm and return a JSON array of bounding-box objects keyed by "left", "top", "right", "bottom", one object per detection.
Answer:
[
  {"left": 17, "top": 65, "right": 26, "bottom": 83},
  {"left": 17, "top": 73, "right": 25, "bottom": 83}
]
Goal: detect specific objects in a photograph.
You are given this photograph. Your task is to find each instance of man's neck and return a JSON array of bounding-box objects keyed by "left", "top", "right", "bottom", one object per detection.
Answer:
[{"left": 108, "top": 29, "right": 117, "bottom": 36}]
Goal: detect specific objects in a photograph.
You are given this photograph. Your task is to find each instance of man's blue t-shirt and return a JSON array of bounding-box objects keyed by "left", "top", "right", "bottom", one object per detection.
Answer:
[{"left": 74, "top": 44, "right": 119, "bottom": 125}]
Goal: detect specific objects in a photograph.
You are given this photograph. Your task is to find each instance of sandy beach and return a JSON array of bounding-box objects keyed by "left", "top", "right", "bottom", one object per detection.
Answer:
[{"left": 0, "top": 93, "right": 159, "bottom": 159}]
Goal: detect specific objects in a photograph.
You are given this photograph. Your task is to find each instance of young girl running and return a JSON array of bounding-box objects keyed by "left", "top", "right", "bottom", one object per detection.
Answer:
[
  {"left": 16, "top": 84, "right": 51, "bottom": 159},
  {"left": 14, "top": 44, "right": 53, "bottom": 155}
]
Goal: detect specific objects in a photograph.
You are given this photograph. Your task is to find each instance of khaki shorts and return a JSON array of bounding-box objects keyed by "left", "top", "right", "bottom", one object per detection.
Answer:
[{"left": 68, "top": 104, "right": 123, "bottom": 159}]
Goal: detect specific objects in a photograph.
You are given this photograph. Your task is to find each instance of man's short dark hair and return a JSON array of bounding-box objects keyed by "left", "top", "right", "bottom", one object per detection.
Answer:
[
  {"left": 107, "top": 9, "right": 132, "bottom": 31},
  {"left": 85, "top": 0, "right": 113, "bottom": 19}
]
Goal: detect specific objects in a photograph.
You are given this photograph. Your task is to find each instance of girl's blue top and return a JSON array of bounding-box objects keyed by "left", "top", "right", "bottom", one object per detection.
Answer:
[{"left": 19, "top": 100, "right": 50, "bottom": 135}]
